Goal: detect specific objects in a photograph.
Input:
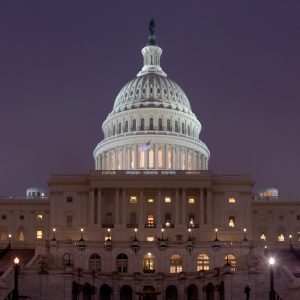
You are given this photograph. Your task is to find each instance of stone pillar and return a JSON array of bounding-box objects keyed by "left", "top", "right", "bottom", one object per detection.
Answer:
[
  {"left": 200, "top": 189, "right": 204, "bottom": 225},
  {"left": 182, "top": 189, "right": 186, "bottom": 225},
  {"left": 127, "top": 147, "right": 131, "bottom": 169},
  {"left": 135, "top": 145, "right": 138, "bottom": 169},
  {"left": 115, "top": 189, "right": 120, "bottom": 225},
  {"left": 145, "top": 149, "right": 149, "bottom": 169},
  {"left": 175, "top": 189, "right": 179, "bottom": 224},
  {"left": 89, "top": 189, "right": 94, "bottom": 226},
  {"left": 98, "top": 188, "right": 102, "bottom": 225},
  {"left": 164, "top": 144, "right": 168, "bottom": 169},
  {"left": 157, "top": 189, "right": 162, "bottom": 227},
  {"left": 122, "top": 189, "right": 126, "bottom": 224},
  {"left": 139, "top": 189, "right": 144, "bottom": 226},
  {"left": 172, "top": 147, "right": 176, "bottom": 170},
  {"left": 207, "top": 189, "right": 212, "bottom": 224},
  {"left": 154, "top": 144, "right": 158, "bottom": 169}
]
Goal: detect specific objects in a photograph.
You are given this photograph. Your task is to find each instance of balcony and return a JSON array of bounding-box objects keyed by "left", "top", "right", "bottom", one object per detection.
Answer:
[{"left": 188, "top": 223, "right": 199, "bottom": 228}]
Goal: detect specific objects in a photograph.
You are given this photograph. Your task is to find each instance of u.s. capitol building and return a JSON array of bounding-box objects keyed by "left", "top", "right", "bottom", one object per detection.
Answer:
[{"left": 0, "top": 20, "right": 299, "bottom": 300}]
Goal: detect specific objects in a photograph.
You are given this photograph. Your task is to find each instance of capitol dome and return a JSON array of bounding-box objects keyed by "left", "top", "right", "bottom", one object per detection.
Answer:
[{"left": 93, "top": 21, "right": 210, "bottom": 171}]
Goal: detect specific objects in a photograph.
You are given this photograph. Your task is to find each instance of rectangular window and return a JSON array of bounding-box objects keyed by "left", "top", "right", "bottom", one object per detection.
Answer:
[
  {"left": 36, "top": 230, "right": 43, "bottom": 239},
  {"left": 228, "top": 197, "right": 236, "bottom": 203},
  {"left": 297, "top": 232, "right": 300, "bottom": 242},
  {"left": 297, "top": 215, "right": 300, "bottom": 220},
  {"left": 139, "top": 151, "right": 145, "bottom": 168},
  {"left": 67, "top": 197, "right": 73, "bottom": 203},
  {"left": 0, "top": 232, "right": 7, "bottom": 240},
  {"left": 149, "top": 149, "right": 154, "bottom": 168},
  {"left": 147, "top": 198, "right": 154, "bottom": 203},
  {"left": 229, "top": 216, "right": 235, "bottom": 227},
  {"left": 147, "top": 236, "right": 155, "bottom": 242},
  {"left": 260, "top": 233, "right": 266, "bottom": 241},
  {"left": 165, "top": 197, "right": 171, "bottom": 203},
  {"left": 130, "top": 149, "right": 135, "bottom": 168},
  {"left": 66, "top": 216, "right": 73, "bottom": 227},
  {"left": 188, "top": 197, "right": 195, "bottom": 204},
  {"left": 158, "top": 149, "right": 163, "bottom": 168},
  {"left": 1, "top": 215, "right": 6, "bottom": 220},
  {"left": 147, "top": 214, "right": 154, "bottom": 227},
  {"left": 278, "top": 234, "right": 285, "bottom": 242},
  {"left": 130, "top": 196, "right": 137, "bottom": 204},
  {"left": 36, "top": 214, "right": 43, "bottom": 220}
]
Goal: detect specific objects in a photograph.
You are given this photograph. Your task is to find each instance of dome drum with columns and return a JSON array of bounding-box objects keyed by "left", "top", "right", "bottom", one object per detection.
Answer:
[{"left": 93, "top": 21, "right": 210, "bottom": 171}]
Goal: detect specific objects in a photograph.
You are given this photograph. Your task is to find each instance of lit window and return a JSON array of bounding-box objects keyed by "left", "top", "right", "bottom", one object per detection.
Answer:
[
  {"left": 130, "top": 148, "right": 135, "bottom": 168},
  {"left": 165, "top": 197, "right": 171, "bottom": 203},
  {"left": 36, "top": 214, "right": 43, "bottom": 220},
  {"left": 225, "top": 253, "right": 237, "bottom": 271},
  {"left": 139, "top": 150, "right": 145, "bottom": 168},
  {"left": 188, "top": 198, "right": 195, "bottom": 204},
  {"left": 36, "top": 230, "right": 43, "bottom": 239},
  {"left": 62, "top": 253, "right": 74, "bottom": 266},
  {"left": 143, "top": 253, "right": 155, "bottom": 272},
  {"left": 197, "top": 254, "right": 210, "bottom": 271},
  {"left": 147, "top": 198, "right": 154, "bottom": 203},
  {"left": 229, "top": 197, "right": 236, "bottom": 203},
  {"left": 167, "top": 149, "right": 172, "bottom": 169},
  {"left": 229, "top": 216, "right": 235, "bottom": 227},
  {"left": 260, "top": 233, "right": 266, "bottom": 241},
  {"left": 170, "top": 254, "right": 183, "bottom": 273},
  {"left": 297, "top": 232, "right": 300, "bottom": 242},
  {"left": 147, "top": 214, "right": 154, "bottom": 227},
  {"left": 149, "top": 149, "right": 154, "bottom": 168},
  {"left": 0, "top": 232, "right": 7, "bottom": 241},
  {"left": 278, "top": 234, "right": 285, "bottom": 242},
  {"left": 130, "top": 196, "right": 137, "bottom": 204},
  {"left": 147, "top": 236, "right": 155, "bottom": 242},
  {"left": 158, "top": 149, "right": 163, "bottom": 168}
]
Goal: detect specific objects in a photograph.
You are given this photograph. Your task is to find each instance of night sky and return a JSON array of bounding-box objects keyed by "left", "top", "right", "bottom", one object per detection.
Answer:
[{"left": 0, "top": 1, "right": 299, "bottom": 196}]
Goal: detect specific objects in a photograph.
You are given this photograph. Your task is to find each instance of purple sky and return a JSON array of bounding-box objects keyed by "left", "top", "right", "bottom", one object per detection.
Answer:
[{"left": 0, "top": 1, "right": 299, "bottom": 196}]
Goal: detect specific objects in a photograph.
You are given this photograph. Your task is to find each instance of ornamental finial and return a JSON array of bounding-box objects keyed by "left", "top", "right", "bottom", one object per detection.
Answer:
[{"left": 148, "top": 18, "right": 157, "bottom": 46}]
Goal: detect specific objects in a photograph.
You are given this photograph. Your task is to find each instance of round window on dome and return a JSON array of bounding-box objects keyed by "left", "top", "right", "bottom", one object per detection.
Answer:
[
  {"left": 157, "top": 88, "right": 160, "bottom": 93},
  {"left": 136, "top": 90, "right": 139, "bottom": 94},
  {"left": 150, "top": 88, "right": 153, "bottom": 93},
  {"left": 164, "top": 89, "right": 167, "bottom": 94},
  {"left": 143, "top": 88, "right": 146, "bottom": 94}
]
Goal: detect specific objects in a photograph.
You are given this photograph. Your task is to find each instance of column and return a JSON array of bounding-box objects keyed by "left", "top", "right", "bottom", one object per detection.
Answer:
[
  {"left": 181, "top": 189, "right": 186, "bottom": 225},
  {"left": 89, "top": 189, "right": 94, "bottom": 226},
  {"left": 172, "top": 147, "right": 176, "bottom": 170},
  {"left": 157, "top": 189, "right": 162, "bottom": 227},
  {"left": 115, "top": 189, "right": 120, "bottom": 225},
  {"left": 154, "top": 144, "right": 158, "bottom": 169},
  {"left": 175, "top": 189, "right": 179, "bottom": 224},
  {"left": 199, "top": 189, "right": 204, "bottom": 225},
  {"left": 145, "top": 149, "right": 149, "bottom": 169},
  {"left": 127, "top": 147, "right": 130, "bottom": 169},
  {"left": 122, "top": 189, "right": 126, "bottom": 224},
  {"left": 139, "top": 189, "right": 144, "bottom": 226},
  {"left": 135, "top": 145, "right": 138, "bottom": 169},
  {"left": 207, "top": 189, "right": 212, "bottom": 224},
  {"left": 119, "top": 148, "right": 123, "bottom": 170},
  {"left": 98, "top": 189, "right": 102, "bottom": 225}
]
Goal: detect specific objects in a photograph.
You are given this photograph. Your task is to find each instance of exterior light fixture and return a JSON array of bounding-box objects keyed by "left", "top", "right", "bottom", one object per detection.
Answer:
[
  {"left": 105, "top": 228, "right": 112, "bottom": 251},
  {"left": 77, "top": 228, "right": 86, "bottom": 251},
  {"left": 158, "top": 228, "right": 167, "bottom": 251},
  {"left": 212, "top": 228, "right": 221, "bottom": 250},
  {"left": 12, "top": 257, "right": 20, "bottom": 299},
  {"left": 131, "top": 228, "right": 140, "bottom": 254},
  {"left": 289, "top": 234, "right": 293, "bottom": 249},
  {"left": 268, "top": 257, "right": 275, "bottom": 300},
  {"left": 52, "top": 228, "right": 56, "bottom": 241},
  {"left": 187, "top": 228, "right": 193, "bottom": 254}
]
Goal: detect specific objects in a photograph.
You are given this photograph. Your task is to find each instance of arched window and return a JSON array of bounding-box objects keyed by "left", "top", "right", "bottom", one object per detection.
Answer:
[
  {"left": 225, "top": 253, "right": 237, "bottom": 271},
  {"left": 149, "top": 118, "right": 154, "bottom": 130},
  {"left": 188, "top": 125, "right": 190, "bottom": 136},
  {"left": 166, "top": 285, "right": 178, "bottom": 300},
  {"left": 143, "top": 253, "right": 155, "bottom": 272},
  {"left": 197, "top": 254, "right": 210, "bottom": 271},
  {"left": 170, "top": 253, "right": 182, "bottom": 273},
  {"left": 116, "top": 253, "right": 128, "bottom": 273},
  {"left": 132, "top": 119, "right": 136, "bottom": 131},
  {"left": 182, "top": 123, "right": 185, "bottom": 134},
  {"left": 124, "top": 121, "right": 128, "bottom": 133},
  {"left": 18, "top": 227, "right": 24, "bottom": 241},
  {"left": 118, "top": 123, "right": 121, "bottom": 134},
  {"left": 113, "top": 125, "right": 115, "bottom": 135},
  {"left": 141, "top": 118, "right": 145, "bottom": 130},
  {"left": 158, "top": 118, "right": 163, "bottom": 130},
  {"left": 167, "top": 119, "right": 171, "bottom": 131},
  {"left": 62, "top": 253, "right": 74, "bottom": 266},
  {"left": 175, "top": 121, "right": 179, "bottom": 132},
  {"left": 89, "top": 254, "right": 101, "bottom": 272}
]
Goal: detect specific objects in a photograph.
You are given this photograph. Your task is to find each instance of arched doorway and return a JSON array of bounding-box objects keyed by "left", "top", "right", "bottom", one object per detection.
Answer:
[
  {"left": 143, "top": 286, "right": 157, "bottom": 300},
  {"left": 120, "top": 285, "right": 133, "bottom": 300},
  {"left": 206, "top": 282, "right": 214, "bottom": 300},
  {"left": 166, "top": 285, "right": 178, "bottom": 300},
  {"left": 99, "top": 284, "right": 112, "bottom": 300},
  {"left": 72, "top": 281, "right": 81, "bottom": 300},
  {"left": 187, "top": 284, "right": 198, "bottom": 300},
  {"left": 82, "top": 282, "right": 92, "bottom": 300}
]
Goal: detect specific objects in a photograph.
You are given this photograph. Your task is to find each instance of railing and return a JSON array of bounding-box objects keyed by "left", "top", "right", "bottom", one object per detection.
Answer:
[
  {"left": 144, "top": 223, "right": 157, "bottom": 228},
  {"left": 101, "top": 224, "right": 114, "bottom": 228},
  {"left": 127, "top": 224, "right": 138, "bottom": 228}
]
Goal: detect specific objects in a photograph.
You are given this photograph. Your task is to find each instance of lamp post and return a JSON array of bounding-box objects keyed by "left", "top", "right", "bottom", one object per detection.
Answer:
[
  {"left": 212, "top": 228, "right": 221, "bottom": 250},
  {"left": 12, "top": 257, "right": 19, "bottom": 300},
  {"left": 8, "top": 234, "right": 12, "bottom": 248},
  {"left": 243, "top": 228, "right": 247, "bottom": 241},
  {"left": 77, "top": 228, "right": 86, "bottom": 251},
  {"left": 268, "top": 257, "right": 275, "bottom": 300},
  {"left": 52, "top": 228, "right": 56, "bottom": 241},
  {"left": 161, "top": 228, "right": 165, "bottom": 240},
  {"left": 289, "top": 234, "right": 292, "bottom": 250}
]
